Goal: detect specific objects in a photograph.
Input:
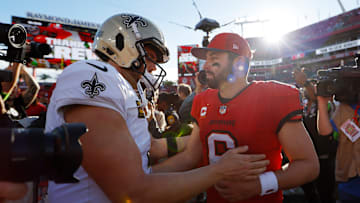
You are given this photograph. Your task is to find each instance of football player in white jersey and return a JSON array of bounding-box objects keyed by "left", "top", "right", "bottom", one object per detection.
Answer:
[{"left": 45, "top": 13, "right": 269, "bottom": 203}]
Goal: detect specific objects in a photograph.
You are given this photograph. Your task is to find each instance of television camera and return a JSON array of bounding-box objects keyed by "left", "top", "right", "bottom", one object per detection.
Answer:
[
  {"left": 316, "top": 54, "right": 360, "bottom": 104},
  {"left": 0, "top": 23, "right": 51, "bottom": 64},
  {"left": 0, "top": 123, "right": 86, "bottom": 183},
  {"left": 169, "top": 0, "right": 233, "bottom": 47},
  {"left": 0, "top": 24, "right": 84, "bottom": 184}
]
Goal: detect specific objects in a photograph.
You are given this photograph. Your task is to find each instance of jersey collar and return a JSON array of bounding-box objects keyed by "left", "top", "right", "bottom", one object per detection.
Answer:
[{"left": 218, "top": 82, "right": 254, "bottom": 104}]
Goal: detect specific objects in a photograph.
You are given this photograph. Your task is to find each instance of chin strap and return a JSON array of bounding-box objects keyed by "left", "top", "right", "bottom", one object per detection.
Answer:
[{"left": 136, "top": 81, "right": 146, "bottom": 104}]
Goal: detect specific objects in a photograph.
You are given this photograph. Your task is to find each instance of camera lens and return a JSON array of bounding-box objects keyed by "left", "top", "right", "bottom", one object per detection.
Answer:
[
  {"left": 8, "top": 24, "right": 27, "bottom": 48},
  {"left": 0, "top": 123, "right": 86, "bottom": 183}
]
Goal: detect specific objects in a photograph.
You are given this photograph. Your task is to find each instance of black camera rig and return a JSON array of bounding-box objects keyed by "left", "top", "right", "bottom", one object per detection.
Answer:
[
  {"left": 0, "top": 23, "right": 51, "bottom": 64},
  {"left": 0, "top": 23, "right": 85, "bottom": 186},
  {"left": 316, "top": 54, "right": 360, "bottom": 104}
]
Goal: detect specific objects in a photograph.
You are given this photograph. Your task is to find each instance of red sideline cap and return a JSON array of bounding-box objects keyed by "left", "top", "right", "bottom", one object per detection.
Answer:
[{"left": 191, "top": 33, "right": 252, "bottom": 60}]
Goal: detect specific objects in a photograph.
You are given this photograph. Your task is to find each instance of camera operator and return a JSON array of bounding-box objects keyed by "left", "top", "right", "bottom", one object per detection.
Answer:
[
  {"left": 0, "top": 62, "right": 21, "bottom": 126},
  {"left": 316, "top": 58, "right": 360, "bottom": 202},
  {"left": 0, "top": 24, "right": 84, "bottom": 203},
  {"left": 2, "top": 63, "right": 40, "bottom": 120},
  {"left": 317, "top": 95, "right": 360, "bottom": 202},
  {"left": 17, "top": 66, "right": 40, "bottom": 110},
  {"left": 294, "top": 67, "right": 337, "bottom": 203}
]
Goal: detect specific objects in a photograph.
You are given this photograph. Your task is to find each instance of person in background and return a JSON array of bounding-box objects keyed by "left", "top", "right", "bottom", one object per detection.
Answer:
[
  {"left": 177, "top": 83, "right": 192, "bottom": 101},
  {"left": 178, "top": 71, "right": 208, "bottom": 124},
  {"left": 26, "top": 97, "right": 47, "bottom": 117},
  {"left": 2, "top": 64, "right": 40, "bottom": 120},
  {"left": 0, "top": 63, "right": 30, "bottom": 202},
  {"left": 317, "top": 92, "right": 360, "bottom": 202},
  {"left": 156, "top": 92, "right": 181, "bottom": 133},
  {"left": 18, "top": 66, "right": 40, "bottom": 110},
  {"left": 294, "top": 68, "right": 336, "bottom": 203},
  {"left": 146, "top": 88, "right": 167, "bottom": 137}
]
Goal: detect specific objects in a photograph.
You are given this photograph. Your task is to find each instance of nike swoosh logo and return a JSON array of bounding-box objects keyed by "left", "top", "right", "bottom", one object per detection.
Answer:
[{"left": 86, "top": 62, "right": 108, "bottom": 72}]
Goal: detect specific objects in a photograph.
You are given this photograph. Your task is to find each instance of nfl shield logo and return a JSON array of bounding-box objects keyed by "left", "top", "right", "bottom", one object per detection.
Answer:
[{"left": 219, "top": 105, "right": 227, "bottom": 115}]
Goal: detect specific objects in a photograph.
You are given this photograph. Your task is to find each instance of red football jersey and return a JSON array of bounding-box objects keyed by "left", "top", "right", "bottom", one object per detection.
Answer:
[{"left": 191, "top": 81, "right": 303, "bottom": 203}]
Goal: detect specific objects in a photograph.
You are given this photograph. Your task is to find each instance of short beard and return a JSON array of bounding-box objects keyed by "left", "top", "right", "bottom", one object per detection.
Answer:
[{"left": 207, "top": 62, "right": 232, "bottom": 89}]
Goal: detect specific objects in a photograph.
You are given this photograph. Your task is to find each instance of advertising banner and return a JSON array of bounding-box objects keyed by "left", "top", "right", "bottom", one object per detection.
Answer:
[
  {"left": 12, "top": 15, "right": 98, "bottom": 69},
  {"left": 178, "top": 44, "right": 199, "bottom": 87}
]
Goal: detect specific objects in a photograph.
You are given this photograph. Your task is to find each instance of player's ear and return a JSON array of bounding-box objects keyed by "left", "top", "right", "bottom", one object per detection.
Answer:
[
  {"left": 233, "top": 55, "right": 243, "bottom": 64},
  {"left": 232, "top": 56, "right": 249, "bottom": 70}
]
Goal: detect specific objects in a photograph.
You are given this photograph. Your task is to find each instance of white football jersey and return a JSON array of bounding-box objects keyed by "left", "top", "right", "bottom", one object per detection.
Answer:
[{"left": 45, "top": 60, "right": 151, "bottom": 203}]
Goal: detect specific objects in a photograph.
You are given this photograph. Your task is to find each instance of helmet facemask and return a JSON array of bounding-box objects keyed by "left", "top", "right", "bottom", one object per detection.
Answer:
[
  {"left": 93, "top": 14, "right": 169, "bottom": 91},
  {"left": 136, "top": 40, "right": 167, "bottom": 91}
]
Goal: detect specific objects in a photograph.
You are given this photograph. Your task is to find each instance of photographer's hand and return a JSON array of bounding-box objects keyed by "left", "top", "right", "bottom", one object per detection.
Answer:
[
  {"left": 20, "top": 65, "right": 40, "bottom": 108},
  {"left": 294, "top": 68, "right": 316, "bottom": 101},
  {"left": 1, "top": 63, "right": 21, "bottom": 96},
  {"left": 0, "top": 181, "right": 27, "bottom": 202},
  {"left": 0, "top": 97, "right": 5, "bottom": 115},
  {"left": 293, "top": 68, "right": 307, "bottom": 87}
]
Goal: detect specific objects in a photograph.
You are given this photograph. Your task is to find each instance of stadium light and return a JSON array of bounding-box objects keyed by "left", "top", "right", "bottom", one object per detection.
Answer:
[
  {"left": 265, "top": 33, "right": 283, "bottom": 44},
  {"left": 259, "top": 9, "right": 295, "bottom": 45}
]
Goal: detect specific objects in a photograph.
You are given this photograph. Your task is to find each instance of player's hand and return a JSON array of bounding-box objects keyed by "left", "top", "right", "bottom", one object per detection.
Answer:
[
  {"left": 0, "top": 181, "right": 28, "bottom": 202},
  {"left": 215, "top": 178, "right": 261, "bottom": 202},
  {"left": 194, "top": 71, "right": 207, "bottom": 94},
  {"left": 215, "top": 146, "right": 269, "bottom": 181},
  {"left": 314, "top": 85, "right": 332, "bottom": 104}
]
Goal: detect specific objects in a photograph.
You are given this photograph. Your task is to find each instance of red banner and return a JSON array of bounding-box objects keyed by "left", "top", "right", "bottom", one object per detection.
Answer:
[
  {"left": 177, "top": 44, "right": 199, "bottom": 87},
  {"left": 12, "top": 16, "right": 98, "bottom": 69}
]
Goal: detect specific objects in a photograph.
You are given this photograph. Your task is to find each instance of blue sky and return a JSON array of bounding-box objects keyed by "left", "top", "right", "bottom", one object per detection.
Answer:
[{"left": 1, "top": 0, "right": 359, "bottom": 81}]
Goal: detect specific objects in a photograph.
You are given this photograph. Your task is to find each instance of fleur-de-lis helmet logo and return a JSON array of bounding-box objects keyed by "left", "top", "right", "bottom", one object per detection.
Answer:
[
  {"left": 121, "top": 14, "right": 148, "bottom": 29},
  {"left": 81, "top": 73, "right": 106, "bottom": 98}
]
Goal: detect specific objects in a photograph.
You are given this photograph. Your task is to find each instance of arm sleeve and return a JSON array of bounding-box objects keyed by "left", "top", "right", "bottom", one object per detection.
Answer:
[
  {"left": 275, "top": 85, "right": 304, "bottom": 133},
  {"left": 52, "top": 64, "right": 127, "bottom": 118}
]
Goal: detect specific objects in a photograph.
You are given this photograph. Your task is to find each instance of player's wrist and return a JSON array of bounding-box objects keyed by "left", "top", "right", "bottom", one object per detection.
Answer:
[
  {"left": 166, "top": 137, "right": 178, "bottom": 157},
  {"left": 208, "top": 162, "right": 224, "bottom": 181},
  {"left": 253, "top": 176, "right": 262, "bottom": 196},
  {"left": 259, "top": 171, "right": 278, "bottom": 196}
]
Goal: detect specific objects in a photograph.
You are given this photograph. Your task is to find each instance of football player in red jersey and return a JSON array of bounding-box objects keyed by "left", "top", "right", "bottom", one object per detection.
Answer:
[{"left": 153, "top": 33, "right": 319, "bottom": 203}]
